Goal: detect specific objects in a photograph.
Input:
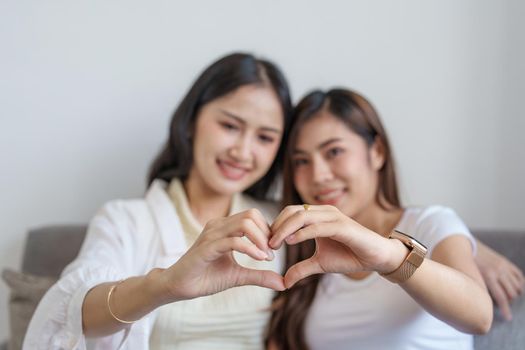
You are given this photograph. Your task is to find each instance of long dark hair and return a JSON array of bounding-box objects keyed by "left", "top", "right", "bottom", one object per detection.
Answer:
[
  {"left": 148, "top": 52, "right": 293, "bottom": 200},
  {"left": 266, "top": 88, "right": 401, "bottom": 350}
]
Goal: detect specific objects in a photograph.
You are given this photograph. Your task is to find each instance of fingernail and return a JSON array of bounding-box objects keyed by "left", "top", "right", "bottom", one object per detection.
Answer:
[
  {"left": 258, "top": 250, "right": 268, "bottom": 259},
  {"left": 266, "top": 249, "right": 275, "bottom": 261},
  {"left": 285, "top": 234, "right": 295, "bottom": 244}
]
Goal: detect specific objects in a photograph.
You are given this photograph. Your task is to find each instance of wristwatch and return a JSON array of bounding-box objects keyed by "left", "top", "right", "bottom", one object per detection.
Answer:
[{"left": 380, "top": 230, "right": 427, "bottom": 283}]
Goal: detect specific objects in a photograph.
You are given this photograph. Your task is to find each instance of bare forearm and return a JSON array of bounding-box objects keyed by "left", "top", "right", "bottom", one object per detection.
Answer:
[
  {"left": 82, "top": 268, "right": 171, "bottom": 337},
  {"left": 400, "top": 259, "right": 492, "bottom": 334}
]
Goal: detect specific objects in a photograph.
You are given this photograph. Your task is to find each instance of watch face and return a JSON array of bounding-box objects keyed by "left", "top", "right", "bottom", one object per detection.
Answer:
[{"left": 392, "top": 230, "right": 428, "bottom": 251}]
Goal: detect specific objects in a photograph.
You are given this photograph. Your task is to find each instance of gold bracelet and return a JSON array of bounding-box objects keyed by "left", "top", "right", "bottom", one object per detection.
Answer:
[{"left": 107, "top": 279, "right": 137, "bottom": 324}]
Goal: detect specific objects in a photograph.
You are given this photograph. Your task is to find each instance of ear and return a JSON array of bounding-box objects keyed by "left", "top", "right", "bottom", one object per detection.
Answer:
[{"left": 369, "top": 136, "right": 385, "bottom": 171}]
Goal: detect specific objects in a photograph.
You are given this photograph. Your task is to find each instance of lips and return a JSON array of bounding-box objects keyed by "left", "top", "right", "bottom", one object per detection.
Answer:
[
  {"left": 217, "top": 159, "right": 251, "bottom": 181},
  {"left": 314, "top": 188, "right": 347, "bottom": 205}
]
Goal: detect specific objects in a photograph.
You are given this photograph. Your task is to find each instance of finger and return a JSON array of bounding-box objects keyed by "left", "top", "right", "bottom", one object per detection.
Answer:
[
  {"left": 236, "top": 268, "right": 285, "bottom": 291},
  {"left": 510, "top": 266, "right": 525, "bottom": 293},
  {"left": 511, "top": 272, "right": 525, "bottom": 295},
  {"left": 242, "top": 208, "right": 272, "bottom": 237},
  {"left": 233, "top": 217, "right": 274, "bottom": 259},
  {"left": 209, "top": 236, "right": 268, "bottom": 261},
  {"left": 509, "top": 262, "right": 524, "bottom": 278},
  {"left": 500, "top": 274, "right": 519, "bottom": 300},
  {"left": 281, "top": 221, "right": 341, "bottom": 247},
  {"left": 271, "top": 204, "right": 332, "bottom": 233},
  {"left": 270, "top": 209, "right": 336, "bottom": 249},
  {"left": 270, "top": 205, "right": 303, "bottom": 234},
  {"left": 238, "top": 209, "right": 275, "bottom": 259},
  {"left": 487, "top": 277, "right": 513, "bottom": 321},
  {"left": 284, "top": 257, "right": 323, "bottom": 289},
  {"left": 206, "top": 212, "right": 272, "bottom": 257}
]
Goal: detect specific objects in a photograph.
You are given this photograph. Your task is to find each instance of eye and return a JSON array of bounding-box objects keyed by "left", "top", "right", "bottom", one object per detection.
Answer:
[
  {"left": 326, "top": 147, "right": 344, "bottom": 159},
  {"left": 293, "top": 158, "right": 309, "bottom": 168},
  {"left": 219, "top": 121, "right": 239, "bottom": 131},
  {"left": 258, "top": 134, "right": 276, "bottom": 144}
]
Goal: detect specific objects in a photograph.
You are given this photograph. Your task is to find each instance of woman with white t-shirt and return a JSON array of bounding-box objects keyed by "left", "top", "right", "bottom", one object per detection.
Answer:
[{"left": 266, "top": 88, "right": 493, "bottom": 350}]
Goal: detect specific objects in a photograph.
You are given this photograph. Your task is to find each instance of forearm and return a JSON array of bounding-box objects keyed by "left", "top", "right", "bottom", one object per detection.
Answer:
[
  {"left": 399, "top": 259, "right": 493, "bottom": 334},
  {"left": 82, "top": 268, "right": 172, "bottom": 337}
]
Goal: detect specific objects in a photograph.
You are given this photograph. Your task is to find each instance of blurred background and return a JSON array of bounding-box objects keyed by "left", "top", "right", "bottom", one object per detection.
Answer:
[{"left": 1, "top": 0, "right": 524, "bottom": 341}]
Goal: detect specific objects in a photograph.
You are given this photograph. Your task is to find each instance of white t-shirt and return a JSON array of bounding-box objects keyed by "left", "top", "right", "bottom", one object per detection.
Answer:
[{"left": 304, "top": 206, "right": 476, "bottom": 350}]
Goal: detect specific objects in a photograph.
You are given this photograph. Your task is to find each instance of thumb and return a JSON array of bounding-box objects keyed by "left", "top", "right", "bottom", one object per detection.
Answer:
[
  {"left": 284, "top": 258, "right": 323, "bottom": 289},
  {"left": 236, "top": 268, "right": 286, "bottom": 291}
]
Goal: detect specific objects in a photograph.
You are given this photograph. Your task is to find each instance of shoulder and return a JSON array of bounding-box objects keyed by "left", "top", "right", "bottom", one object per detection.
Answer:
[
  {"left": 400, "top": 205, "right": 472, "bottom": 252},
  {"left": 94, "top": 197, "right": 151, "bottom": 226},
  {"left": 87, "top": 196, "right": 157, "bottom": 248},
  {"left": 405, "top": 205, "right": 462, "bottom": 226}
]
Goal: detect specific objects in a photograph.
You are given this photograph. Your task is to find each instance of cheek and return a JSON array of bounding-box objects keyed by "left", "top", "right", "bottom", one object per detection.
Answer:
[
  {"left": 256, "top": 143, "right": 280, "bottom": 167},
  {"left": 293, "top": 170, "right": 310, "bottom": 195},
  {"left": 204, "top": 128, "right": 235, "bottom": 151},
  {"left": 336, "top": 154, "right": 367, "bottom": 180}
]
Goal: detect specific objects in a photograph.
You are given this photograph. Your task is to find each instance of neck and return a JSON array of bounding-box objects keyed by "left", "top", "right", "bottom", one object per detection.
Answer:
[
  {"left": 183, "top": 177, "right": 232, "bottom": 227},
  {"left": 353, "top": 201, "right": 403, "bottom": 237}
]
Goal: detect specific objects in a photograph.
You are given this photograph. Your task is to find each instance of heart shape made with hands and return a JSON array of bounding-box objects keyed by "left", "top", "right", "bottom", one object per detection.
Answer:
[
  {"left": 240, "top": 204, "right": 379, "bottom": 289},
  {"left": 175, "top": 205, "right": 392, "bottom": 298}
]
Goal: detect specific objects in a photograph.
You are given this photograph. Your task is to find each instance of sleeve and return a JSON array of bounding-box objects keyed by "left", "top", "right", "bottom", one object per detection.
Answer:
[
  {"left": 413, "top": 206, "right": 477, "bottom": 257},
  {"left": 23, "top": 200, "right": 141, "bottom": 350}
]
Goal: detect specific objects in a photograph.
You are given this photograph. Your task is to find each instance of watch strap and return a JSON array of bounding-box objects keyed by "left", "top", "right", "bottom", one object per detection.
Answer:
[{"left": 380, "top": 230, "right": 427, "bottom": 283}]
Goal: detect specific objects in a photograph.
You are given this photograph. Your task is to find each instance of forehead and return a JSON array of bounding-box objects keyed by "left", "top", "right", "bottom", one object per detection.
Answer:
[
  {"left": 295, "top": 111, "right": 360, "bottom": 149},
  {"left": 206, "top": 84, "right": 284, "bottom": 129}
]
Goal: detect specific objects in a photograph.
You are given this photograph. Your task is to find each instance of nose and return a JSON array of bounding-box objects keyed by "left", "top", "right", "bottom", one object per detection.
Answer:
[
  {"left": 311, "top": 156, "right": 333, "bottom": 184},
  {"left": 228, "top": 133, "right": 253, "bottom": 162}
]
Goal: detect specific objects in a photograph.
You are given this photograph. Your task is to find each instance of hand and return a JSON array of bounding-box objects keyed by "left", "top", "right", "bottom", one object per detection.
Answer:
[
  {"left": 269, "top": 205, "right": 398, "bottom": 288},
  {"left": 159, "top": 209, "right": 284, "bottom": 302},
  {"left": 475, "top": 240, "right": 524, "bottom": 321}
]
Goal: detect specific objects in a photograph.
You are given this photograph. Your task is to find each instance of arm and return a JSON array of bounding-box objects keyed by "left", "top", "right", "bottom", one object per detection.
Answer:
[
  {"left": 83, "top": 208, "right": 284, "bottom": 337},
  {"left": 475, "top": 239, "right": 524, "bottom": 321},
  {"left": 401, "top": 235, "right": 492, "bottom": 334},
  {"left": 24, "top": 204, "right": 282, "bottom": 349},
  {"left": 269, "top": 205, "right": 493, "bottom": 335}
]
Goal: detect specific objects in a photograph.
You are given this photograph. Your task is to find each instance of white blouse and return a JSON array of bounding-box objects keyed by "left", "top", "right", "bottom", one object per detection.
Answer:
[
  {"left": 149, "top": 179, "right": 282, "bottom": 349},
  {"left": 23, "top": 179, "right": 282, "bottom": 350}
]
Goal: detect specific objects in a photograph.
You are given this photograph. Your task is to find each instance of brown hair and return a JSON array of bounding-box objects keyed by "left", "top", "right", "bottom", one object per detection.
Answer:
[{"left": 266, "top": 88, "right": 401, "bottom": 350}]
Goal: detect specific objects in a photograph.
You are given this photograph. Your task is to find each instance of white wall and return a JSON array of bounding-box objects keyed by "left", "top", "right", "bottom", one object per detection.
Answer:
[{"left": 1, "top": 0, "right": 523, "bottom": 341}]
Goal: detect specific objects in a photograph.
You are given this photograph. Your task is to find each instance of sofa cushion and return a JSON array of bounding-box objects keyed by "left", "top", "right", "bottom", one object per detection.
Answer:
[
  {"left": 22, "top": 225, "right": 87, "bottom": 278},
  {"left": 474, "top": 294, "right": 525, "bottom": 350},
  {"left": 1, "top": 269, "right": 56, "bottom": 350}
]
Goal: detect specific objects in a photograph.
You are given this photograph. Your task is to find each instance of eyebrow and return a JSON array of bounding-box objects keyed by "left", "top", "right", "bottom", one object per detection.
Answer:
[
  {"left": 293, "top": 138, "right": 342, "bottom": 154},
  {"left": 219, "top": 109, "right": 282, "bottom": 134}
]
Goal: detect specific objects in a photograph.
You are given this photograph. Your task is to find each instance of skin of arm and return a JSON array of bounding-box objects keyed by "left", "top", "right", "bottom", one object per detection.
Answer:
[
  {"left": 82, "top": 209, "right": 284, "bottom": 337},
  {"left": 269, "top": 205, "right": 493, "bottom": 335},
  {"left": 82, "top": 269, "right": 171, "bottom": 337},
  {"left": 399, "top": 235, "right": 493, "bottom": 334}
]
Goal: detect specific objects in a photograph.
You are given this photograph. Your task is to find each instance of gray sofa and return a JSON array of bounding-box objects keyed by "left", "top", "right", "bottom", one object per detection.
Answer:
[{"left": 2, "top": 226, "right": 524, "bottom": 349}]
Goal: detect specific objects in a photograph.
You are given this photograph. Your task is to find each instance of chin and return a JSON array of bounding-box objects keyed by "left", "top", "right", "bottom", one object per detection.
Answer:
[{"left": 212, "top": 179, "right": 252, "bottom": 196}]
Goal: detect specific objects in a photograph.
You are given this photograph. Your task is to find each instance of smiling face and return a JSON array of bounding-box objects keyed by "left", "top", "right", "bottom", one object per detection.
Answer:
[
  {"left": 292, "top": 111, "right": 385, "bottom": 220},
  {"left": 188, "top": 84, "right": 284, "bottom": 197}
]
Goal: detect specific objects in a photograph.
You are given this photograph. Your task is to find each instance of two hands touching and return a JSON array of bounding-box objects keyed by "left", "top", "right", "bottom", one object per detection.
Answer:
[
  {"left": 160, "top": 205, "right": 411, "bottom": 300},
  {"left": 159, "top": 205, "right": 524, "bottom": 321}
]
